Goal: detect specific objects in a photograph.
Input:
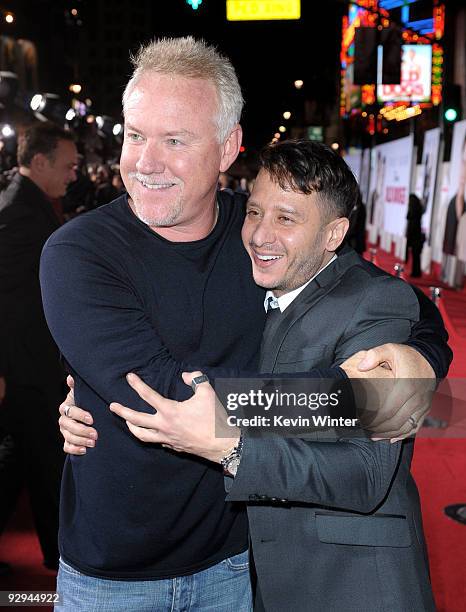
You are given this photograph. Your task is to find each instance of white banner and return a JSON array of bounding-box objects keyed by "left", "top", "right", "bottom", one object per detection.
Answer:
[
  {"left": 360, "top": 148, "right": 371, "bottom": 204},
  {"left": 367, "top": 148, "right": 384, "bottom": 231},
  {"left": 431, "top": 162, "right": 450, "bottom": 264},
  {"left": 421, "top": 128, "right": 441, "bottom": 243},
  {"left": 378, "top": 136, "right": 414, "bottom": 237},
  {"left": 443, "top": 121, "right": 466, "bottom": 261},
  {"left": 413, "top": 164, "right": 425, "bottom": 200},
  {"left": 344, "top": 152, "right": 362, "bottom": 183}
]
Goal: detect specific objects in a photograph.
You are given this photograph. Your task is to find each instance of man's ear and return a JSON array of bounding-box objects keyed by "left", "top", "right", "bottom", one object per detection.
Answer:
[
  {"left": 30, "top": 152, "right": 50, "bottom": 173},
  {"left": 219, "top": 124, "right": 242, "bottom": 173},
  {"left": 325, "top": 217, "right": 350, "bottom": 252}
]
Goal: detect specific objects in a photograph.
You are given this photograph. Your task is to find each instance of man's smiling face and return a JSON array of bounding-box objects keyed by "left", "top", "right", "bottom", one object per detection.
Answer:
[
  {"left": 241, "top": 169, "right": 330, "bottom": 296},
  {"left": 120, "top": 72, "right": 227, "bottom": 230}
]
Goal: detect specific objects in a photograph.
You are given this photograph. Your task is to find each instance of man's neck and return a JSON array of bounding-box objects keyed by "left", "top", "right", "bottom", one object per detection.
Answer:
[
  {"left": 19, "top": 167, "right": 48, "bottom": 197},
  {"left": 129, "top": 196, "right": 219, "bottom": 244},
  {"left": 267, "top": 253, "right": 338, "bottom": 313}
]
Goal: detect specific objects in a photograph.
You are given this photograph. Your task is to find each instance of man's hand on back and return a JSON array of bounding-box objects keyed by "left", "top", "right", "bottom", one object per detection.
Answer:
[
  {"left": 110, "top": 372, "right": 240, "bottom": 464},
  {"left": 58, "top": 373, "right": 238, "bottom": 462},
  {"left": 341, "top": 343, "right": 436, "bottom": 441},
  {"left": 59, "top": 375, "right": 97, "bottom": 454}
]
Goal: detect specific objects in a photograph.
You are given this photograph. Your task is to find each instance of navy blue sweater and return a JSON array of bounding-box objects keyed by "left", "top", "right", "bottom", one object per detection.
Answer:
[{"left": 40, "top": 192, "right": 450, "bottom": 580}]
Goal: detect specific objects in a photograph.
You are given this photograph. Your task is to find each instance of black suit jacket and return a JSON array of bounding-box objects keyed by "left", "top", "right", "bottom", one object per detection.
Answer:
[
  {"left": 0, "top": 173, "right": 64, "bottom": 424},
  {"left": 227, "top": 247, "right": 436, "bottom": 612}
]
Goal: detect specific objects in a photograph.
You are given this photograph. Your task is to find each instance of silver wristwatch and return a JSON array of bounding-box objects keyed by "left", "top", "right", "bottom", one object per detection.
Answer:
[{"left": 220, "top": 435, "right": 243, "bottom": 477}]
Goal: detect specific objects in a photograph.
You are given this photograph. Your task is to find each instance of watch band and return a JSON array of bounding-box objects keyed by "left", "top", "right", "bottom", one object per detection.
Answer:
[{"left": 221, "top": 434, "right": 243, "bottom": 477}]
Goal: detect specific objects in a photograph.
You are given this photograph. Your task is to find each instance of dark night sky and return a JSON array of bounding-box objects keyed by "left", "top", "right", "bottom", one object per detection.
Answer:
[
  {"left": 4, "top": 0, "right": 464, "bottom": 153},
  {"left": 143, "top": 1, "right": 345, "bottom": 150},
  {"left": 5, "top": 0, "right": 345, "bottom": 151}
]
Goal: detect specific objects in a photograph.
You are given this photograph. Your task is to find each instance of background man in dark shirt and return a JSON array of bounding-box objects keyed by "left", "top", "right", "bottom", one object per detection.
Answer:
[
  {"left": 44, "top": 38, "right": 449, "bottom": 612},
  {"left": 0, "top": 123, "right": 77, "bottom": 570}
]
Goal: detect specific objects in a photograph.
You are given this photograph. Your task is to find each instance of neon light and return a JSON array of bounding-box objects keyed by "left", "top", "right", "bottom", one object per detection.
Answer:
[
  {"left": 226, "top": 0, "right": 301, "bottom": 21},
  {"left": 362, "top": 85, "right": 376, "bottom": 106},
  {"left": 380, "top": 0, "right": 417, "bottom": 9},
  {"left": 406, "top": 18, "right": 434, "bottom": 32},
  {"left": 434, "top": 4, "right": 445, "bottom": 39}
]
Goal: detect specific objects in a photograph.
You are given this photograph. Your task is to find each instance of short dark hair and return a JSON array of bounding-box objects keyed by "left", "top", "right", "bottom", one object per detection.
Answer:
[
  {"left": 17, "top": 122, "right": 75, "bottom": 167},
  {"left": 259, "top": 139, "right": 359, "bottom": 221}
]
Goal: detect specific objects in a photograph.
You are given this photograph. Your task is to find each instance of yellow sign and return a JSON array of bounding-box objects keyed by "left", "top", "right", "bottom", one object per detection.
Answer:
[{"left": 226, "top": 0, "right": 301, "bottom": 21}]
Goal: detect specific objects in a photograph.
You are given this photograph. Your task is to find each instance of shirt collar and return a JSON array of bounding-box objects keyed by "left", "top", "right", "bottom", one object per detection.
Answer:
[{"left": 263, "top": 254, "right": 338, "bottom": 313}]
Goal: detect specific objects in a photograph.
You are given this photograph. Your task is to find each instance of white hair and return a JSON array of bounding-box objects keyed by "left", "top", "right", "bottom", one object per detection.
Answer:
[{"left": 122, "top": 36, "right": 243, "bottom": 143}]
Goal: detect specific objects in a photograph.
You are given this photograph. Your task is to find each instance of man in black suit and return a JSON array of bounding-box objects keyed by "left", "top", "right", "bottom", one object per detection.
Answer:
[
  {"left": 106, "top": 141, "right": 438, "bottom": 610},
  {"left": 0, "top": 122, "right": 78, "bottom": 569}
]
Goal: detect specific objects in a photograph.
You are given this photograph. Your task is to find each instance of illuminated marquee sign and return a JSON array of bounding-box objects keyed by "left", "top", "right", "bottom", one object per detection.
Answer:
[
  {"left": 340, "top": 1, "right": 383, "bottom": 117},
  {"left": 431, "top": 42, "right": 443, "bottom": 106},
  {"left": 378, "top": 45, "right": 432, "bottom": 103},
  {"left": 226, "top": 0, "right": 301, "bottom": 21},
  {"left": 340, "top": 1, "right": 445, "bottom": 117}
]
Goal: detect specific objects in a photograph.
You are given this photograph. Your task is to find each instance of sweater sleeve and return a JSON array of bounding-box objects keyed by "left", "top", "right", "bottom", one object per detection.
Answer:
[
  {"left": 404, "top": 285, "right": 452, "bottom": 379},
  {"left": 40, "top": 238, "right": 339, "bottom": 411}
]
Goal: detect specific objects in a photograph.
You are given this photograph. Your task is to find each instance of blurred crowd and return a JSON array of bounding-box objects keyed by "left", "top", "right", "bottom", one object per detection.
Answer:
[
  {"left": 62, "top": 160, "right": 125, "bottom": 218},
  {"left": 0, "top": 156, "right": 125, "bottom": 219}
]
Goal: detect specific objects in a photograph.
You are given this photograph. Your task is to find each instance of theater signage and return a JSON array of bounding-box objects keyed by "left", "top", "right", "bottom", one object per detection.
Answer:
[
  {"left": 226, "top": 0, "right": 301, "bottom": 21},
  {"left": 377, "top": 44, "right": 432, "bottom": 103}
]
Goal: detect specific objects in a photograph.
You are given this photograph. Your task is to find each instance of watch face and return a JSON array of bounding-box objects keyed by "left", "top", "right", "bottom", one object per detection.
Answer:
[{"left": 227, "top": 456, "right": 241, "bottom": 476}]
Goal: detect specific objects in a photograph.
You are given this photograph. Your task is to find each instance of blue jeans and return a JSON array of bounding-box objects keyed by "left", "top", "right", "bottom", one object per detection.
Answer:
[{"left": 55, "top": 551, "right": 252, "bottom": 612}]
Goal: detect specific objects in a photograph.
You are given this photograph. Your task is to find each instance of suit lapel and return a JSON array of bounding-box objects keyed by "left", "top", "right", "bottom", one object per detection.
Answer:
[{"left": 259, "top": 247, "right": 362, "bottom": 373}]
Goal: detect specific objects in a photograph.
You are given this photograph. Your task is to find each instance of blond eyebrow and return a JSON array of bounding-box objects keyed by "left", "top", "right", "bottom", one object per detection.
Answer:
[
  {"left": 124, "top": 123, "right": 141, "bottom": 133},
  {"left": 124, "top": 124, "right": 196, "bottom": 139},
  {"left": 164, "top": 129, "right": 196, "bottom": 138}
]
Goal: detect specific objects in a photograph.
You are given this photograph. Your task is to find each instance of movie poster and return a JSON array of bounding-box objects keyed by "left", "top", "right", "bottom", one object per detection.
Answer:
[
  {"left": 441, "top": 120, "right": 466, "bottom": 285},
  {"left": 367, "top": 147, "right": 385, "bottom": 233},
  {"left": 344, "top": 151, "right": 361, "bottom": 183},
  {"left": 378, "top": 135, "right": 414, "bottom": 236},
  {"left": 377, "top": 44, "right": 432, "bottom": 104},
  {"left": 413, "top": 164, "right": 425, "bottom": 201},
  {"left": 359, "top": 148, "right": 371, "bottom": 204},
  {"left": 421, "top": 128, "right": 441, "bottom": 243},
  {"left": 431, "top": 162, "right": 450, "bottom": 264}
]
